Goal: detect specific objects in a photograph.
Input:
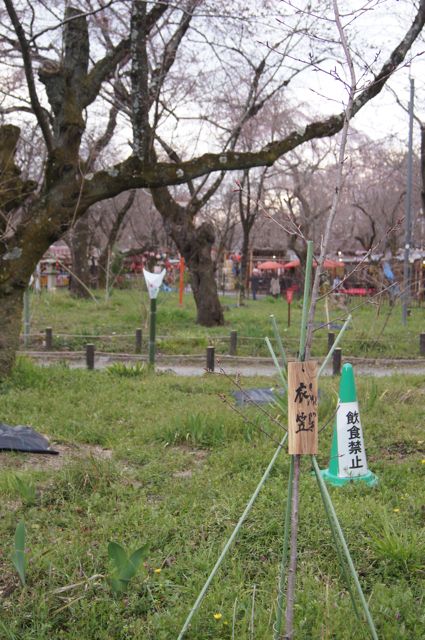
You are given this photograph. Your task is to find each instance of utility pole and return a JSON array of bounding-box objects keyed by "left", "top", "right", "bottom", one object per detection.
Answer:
[{"left": 402, "top": 77, "right": 415, "bottom": 326}]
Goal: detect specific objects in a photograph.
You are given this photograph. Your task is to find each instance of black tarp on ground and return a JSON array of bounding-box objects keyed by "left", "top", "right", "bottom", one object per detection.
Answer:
[{"left": 0, "top": 424, "right": 59, "bottom": 454}]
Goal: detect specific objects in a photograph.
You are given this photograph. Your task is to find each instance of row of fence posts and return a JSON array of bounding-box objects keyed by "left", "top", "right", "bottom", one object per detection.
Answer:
[
  {"left": 43, "top": 328, "right": 144, "bottom": 356},
  {"left": 42, "top": 327, "right": 238, "bottom": 370},
  {"left": 41, "top": 327, "right": 425, "bottom": 372},
  {"left": 205, "top": 331, "right": 343, "bottom": 374}
]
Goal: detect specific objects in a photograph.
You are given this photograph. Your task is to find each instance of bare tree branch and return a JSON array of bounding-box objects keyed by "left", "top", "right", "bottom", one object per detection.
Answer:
[{"left": 3, "top": 0, "right": 53, "bottom": 151}]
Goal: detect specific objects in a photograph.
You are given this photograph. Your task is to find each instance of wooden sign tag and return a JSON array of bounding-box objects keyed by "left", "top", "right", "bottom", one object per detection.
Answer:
[{"left": 288, "top": 361, "right": 318, "bottom": 455}]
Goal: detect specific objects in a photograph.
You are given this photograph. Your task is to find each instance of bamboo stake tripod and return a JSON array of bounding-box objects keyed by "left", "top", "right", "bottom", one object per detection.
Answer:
[{"left": 178, "top": 242, "right": 378, "bottom": 640}]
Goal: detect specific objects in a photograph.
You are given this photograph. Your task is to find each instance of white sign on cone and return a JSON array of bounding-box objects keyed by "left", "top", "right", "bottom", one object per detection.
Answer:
[
  {"left": 143, "top": 268, "right": 166, "bottom": 299},
  {"left": 321, "top": 363, "right": 377, "bottom": 487},
  {"left": 336, "top": 401, "right": 369, "bottom": 478}
]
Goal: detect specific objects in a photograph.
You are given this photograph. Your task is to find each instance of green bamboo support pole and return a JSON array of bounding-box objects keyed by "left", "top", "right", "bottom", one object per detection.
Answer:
[
  {"left": 23, "top": 288, "right": 30, "bottom": 348},
  {"left": 314, "top": 458, "right": 361, "bottom": 622},
  {"left": 282, "top": 242, "right": 314, "bottom": 638},
  {"left": 318, "top": 314, "right": 352, "bottom": 377},
  {"left": 312, "top": 456, "right": 378, "bottom": 640},
  {"left": 273, "top": 455, "right": 294, "bottom": 640},
  {"left": 265, "top": 337, "right": 288, "bottom": 391},
  {"left": 149, "top": 298, "right": 157, "bottom": 366},
  {"left": 270, "top": 314, "right": 288, "bottom": 368},
  {"left": 177, "top": 432, "right": 288, "bottom": 640},
  {"left": 299, "top": 241, "right": 314, "bottom": 361}
]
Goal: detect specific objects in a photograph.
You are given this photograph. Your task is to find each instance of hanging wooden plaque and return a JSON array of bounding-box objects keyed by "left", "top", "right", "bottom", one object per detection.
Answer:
[{"left": 288, "top": 360, "right": 318, "bottom": 455}]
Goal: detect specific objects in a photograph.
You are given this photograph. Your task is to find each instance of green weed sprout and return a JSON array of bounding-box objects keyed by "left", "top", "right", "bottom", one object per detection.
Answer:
[
  {"left": 11, "top": 521, "right": 26, "bottom": 586},
  {"left": 108, "top": 541, "right": 148, "bottom": 594},
  {"left": 106, "top": 362, "right": 146, "bottom": 377}
]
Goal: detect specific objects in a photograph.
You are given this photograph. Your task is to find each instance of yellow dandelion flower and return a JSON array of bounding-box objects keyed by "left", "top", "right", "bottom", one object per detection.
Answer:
[
  {"left": 421, "top": 459, "right": 425, "bottom": 464},
  {"left": 154, "top": 568, "right": 162, "bottom": 574},
  {"left": 213, "top": 613, "right": 222, "bottom": 621},
  {"left": 393, "top": 508, "right": 400, "bottom": 513}
]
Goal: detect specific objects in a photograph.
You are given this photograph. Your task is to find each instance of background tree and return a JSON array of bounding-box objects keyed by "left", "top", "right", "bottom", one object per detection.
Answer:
[
  {"left": 271, "top": 139, "right": 336, "bottom": 264},
  {"left": 66, "top": 92, "right": 122, "bottom": 296},
  {"left": 95, "top": 189, "right": 136, "bottom": 289},
  {"left": 235, "top": 167, "right": 270, "bottom": 296},
  {"left": 346, "top": 140, "right": 416, "bottom": 255},
  {"left": 197, "top": 184, "right": 239, "bottom": 275},
  {"left": 143, "top": 4, "right": 318, "bottom": 324},
  {"left": 0, "top": 0, "right": 424, "bottom": 376}
]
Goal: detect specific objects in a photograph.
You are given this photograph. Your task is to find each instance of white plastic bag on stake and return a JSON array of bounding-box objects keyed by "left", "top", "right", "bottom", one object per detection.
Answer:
[{"left": 143, "top": 269, "right": 166, "bottom": 299}]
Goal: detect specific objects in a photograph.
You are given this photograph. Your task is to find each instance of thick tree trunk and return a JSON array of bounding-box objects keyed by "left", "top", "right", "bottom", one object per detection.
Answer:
[
  {"left": 173, "top": 221, "right": 224, "bottom": 326},
  {"left": 151, "top": 188, "right": 224, "bottom": 326},
  {"left": 69, "top": 216, "right": 91, "bottom": 297},
  {"left": 0, "top": 284, "right": 24, "bottom": 379}
]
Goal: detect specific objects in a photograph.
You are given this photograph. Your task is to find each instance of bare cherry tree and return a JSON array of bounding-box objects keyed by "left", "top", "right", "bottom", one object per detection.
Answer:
[
  {"left": 347, "top": 139, "right": 415, "bottom": 255},
  {"left": 0, "top": 0, "right": 424, "bottom": 377},
  {"left": 270, "top": 139, "right": 336, "bottom": 264}
]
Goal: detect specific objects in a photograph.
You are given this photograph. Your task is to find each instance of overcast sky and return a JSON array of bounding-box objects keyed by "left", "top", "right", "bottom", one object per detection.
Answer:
[{"left": 286, "top": 0, "right": 424, "bottom": 146}]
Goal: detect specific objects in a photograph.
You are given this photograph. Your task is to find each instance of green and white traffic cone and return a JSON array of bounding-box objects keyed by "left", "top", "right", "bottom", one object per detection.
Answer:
[{"left": 321, "top": 363, "right": 378, "bottom": 487}]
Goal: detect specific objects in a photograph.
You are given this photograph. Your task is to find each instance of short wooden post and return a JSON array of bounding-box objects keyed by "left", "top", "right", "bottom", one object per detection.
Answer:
[
  {"left": 86, "top": 343, "right": 95, "bottom": 370},
  {"left": 420, "top": 333, "right": 425, "bottom": 356},
  {"left": 45, "top": 327, "right": 53, "bottom": 350},
  {"left": 229, "top": 330, "right": 237, "bottom": 356},
  {"left": 206, "top": 346, "right": 215, "bottom": 372},
  {"left": 135, "top": 328, "right": 142, "bottom": 354},
  {"left": 327, "top": 332, "right": 335, "bottom": 353},
  {"left": 332, "top": 348, "right": 342, "bottom": 376}
]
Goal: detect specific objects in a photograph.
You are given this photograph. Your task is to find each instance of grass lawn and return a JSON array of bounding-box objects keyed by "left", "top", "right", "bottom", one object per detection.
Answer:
[
  {"left": 0, "top": 359, "right": 424, "bottom": 639},
  {"left": 23, "top": 287, "right": 425, "bottom": 360}
]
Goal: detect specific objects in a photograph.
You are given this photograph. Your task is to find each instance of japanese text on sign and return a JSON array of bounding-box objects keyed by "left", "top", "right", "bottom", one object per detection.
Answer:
[
  {"left": 336, "top": 402, "right": 368, "bottom": 477},
  {"left": 288, "top": 361, "right": 318, "bottom": 455}
]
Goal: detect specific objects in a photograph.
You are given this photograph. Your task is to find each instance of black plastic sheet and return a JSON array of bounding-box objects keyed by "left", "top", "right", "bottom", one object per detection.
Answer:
[{"left": 0, "top": 424, "right": 58, "bottom": 454}]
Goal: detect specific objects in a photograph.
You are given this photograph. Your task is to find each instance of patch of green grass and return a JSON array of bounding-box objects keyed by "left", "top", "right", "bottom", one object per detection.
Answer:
[
  {"left": 371, "top": 515, "right": 425, "bottom": 577},
  {"left": 0, "top": 360, "right": 424, "bottom": 638},
  {"left": 22, "top": 288, "right": 425, "bottom": 359}
]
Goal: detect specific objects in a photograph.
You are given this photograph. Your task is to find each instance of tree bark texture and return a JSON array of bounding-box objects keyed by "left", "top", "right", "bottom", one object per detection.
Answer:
[
  {"left": 182, "top": 222, "right": 224, "bottom": 326},
  {"left": 0, "top": 285, "right": 25, "bottom": 377},
  {"left": 69, "top": 216, "right": 91, "bottom": 297}
]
